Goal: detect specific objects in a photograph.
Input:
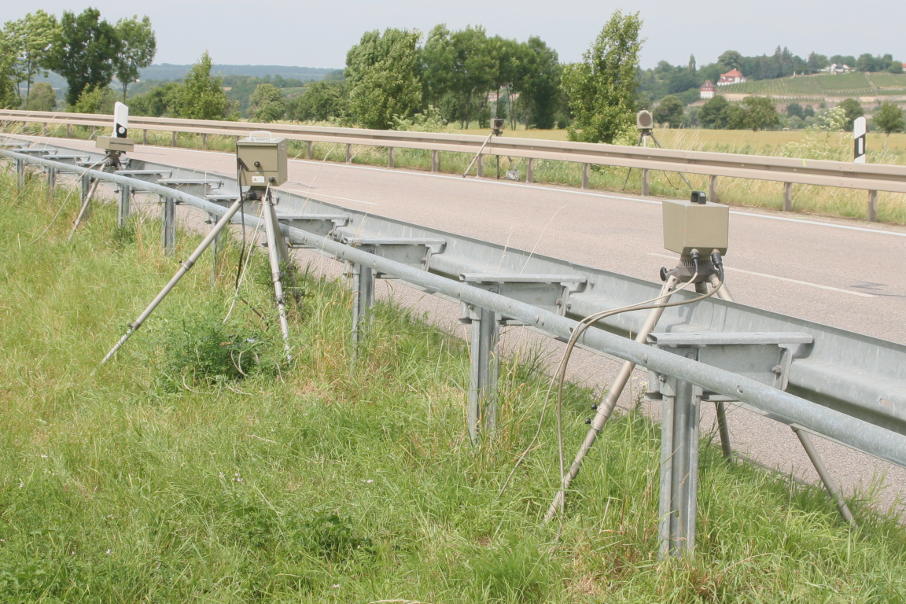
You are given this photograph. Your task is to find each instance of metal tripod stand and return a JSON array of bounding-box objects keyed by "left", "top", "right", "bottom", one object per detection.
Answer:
[
  {"left": 621, "top": 128, "right": 694, "bottom": 193},
  {"left": 68, "top": 150, "right": 125, "bottom": 240}
]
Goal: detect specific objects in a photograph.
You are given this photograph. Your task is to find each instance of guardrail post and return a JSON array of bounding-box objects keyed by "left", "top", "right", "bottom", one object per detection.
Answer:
[
  {"left": 467, "top": 306, "right": 499, "bottom": 444},
  {"left": 431, "top": 150, "right": 439, "bottom": 173},
  {"left": 345, "top": 144, "right": 352, "bottom": 163},
  {"left": 783, "top": 182, "right": 793, "bottom": 211},
  {"left": 201, "top": 133, "right": 207, "bottom": 150},
  {"left": 709, "top": 175, "right": 719, "bottom": 202},
  {"left": 867, "top": 190, "right": 878, "bottom": 222},
  {"left": 162, "top": 196, "right": 176, "bottom": 255},
  {"left": 142, "top": 129, "right": 148, "bottom": 145},
  {"left": 641, "top": 169, "right": 650, "bottom": 196},
  {"left": 476, "top": 155, "right": 484, "bottom": 177},
  {"left": 80, "top": 173, "right": 90, "bottom": 204},
  {"left": 526, "top": 158, "right": 534, "bottom": 183},
  {"left": 46, "top": 166, "right": 56, "bottom": 200},
  {"left": 16, "top": 158, "right": 25, "bottom": 189},
  {"left": 208, "top": 213, "right": 224, "bottom": 283},
  {"left": 66, "top": 124, "right": 72, "bottom": 138},
  {"left": 171, "top": 131, "right": 177, "bottom": 147},
  {"left": 658, "top": 370, "right": 701, "bottom": 558},
  {"left": 305, "top": 141, "right": 312, "bottom": 159},
  {"left": 387, "top": 147, "right": 395, "bottom": 168},
  {"left": 581, "top": 163, "right": 589, "bottom": 189},
  {"left": 350, "top": 262, "right": 375, "bottom": 352},
  {"left": 118, "top": 184, "right": 131, "bottom": 228}
]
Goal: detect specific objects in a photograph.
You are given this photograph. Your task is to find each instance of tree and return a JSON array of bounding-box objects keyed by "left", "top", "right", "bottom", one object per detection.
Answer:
[
  {"left": 26, "top": 81, "right": 55, "bottom": 110},
  {"left": 113, "top": 16, "right": 156, "bottom": 102},
  {"left": 288, "top": 80, "right": 347, "bottom": 122},
  {"left": 48, "top": 8, "right": 120, "bottom": 106},
  {"left": 874, "top": 102, "right": 904, "bottom": 134},
  {"left": 5, "top": 10, "right": 59, "bottom": 103},
  {"left": 72, "top": 85, "right": 116, "bottom": 114},
  {"left": 738, "top": 96, "right": 780, "bottom": 130},
  {"left": 128, "top": 81, "right": 180, "bottom": 116},
  {"left": 838, "top": 98, "right": 864, "bottom": 130},
  {"left": 249, "top": 83, "right": 286, "bottom": 122},
  {"left": 173, "top": 52, "right": 230, "bottom": 120},
  {"left": 807, "top": 52, "right": 828, "bottom": 73},
  {"left": 345, "top": 28, "right": 422, "bottom": 129},
  {"left": 0, "top": 30, "right": 20, "bottom": 108},
  {"left": 718, "top": 50, "right": 743, "bottom": 70},
  {"left": 562, "top": 10, "right": 642, "bottom": 143},
  {"left": 653, "top": 95, "right": 684, "bottom": 127},
  {"left": 699, "top": 95, "right": 731, "bottom": 129},
  {"left": 513, "top": 36, "right": 561, "bottom": 128},
  {"left": 786, "top": 103, "right": 804, "bottom": 119}
]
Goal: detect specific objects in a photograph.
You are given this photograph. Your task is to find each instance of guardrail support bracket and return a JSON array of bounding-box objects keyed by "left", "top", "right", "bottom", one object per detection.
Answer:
[
  {"left": 162, "top": 196, "right": 176, "bottom": 255},
  {"left": 118, "top": 184, "right": 131, "bottom": 228},
  {"left": 465, "top": 305, "right": 500, "bottom": 443}
]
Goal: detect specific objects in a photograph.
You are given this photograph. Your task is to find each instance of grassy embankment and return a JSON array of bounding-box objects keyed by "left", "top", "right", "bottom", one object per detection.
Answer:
[
  {"left": 8, "top": 119, "right": 906, "bottom": 225},
  {"left": 1, "top": 164, "right": 905, "bottom": 601},
  {"left": 720, "top": 72, "right": 906, "bottom": 99}
]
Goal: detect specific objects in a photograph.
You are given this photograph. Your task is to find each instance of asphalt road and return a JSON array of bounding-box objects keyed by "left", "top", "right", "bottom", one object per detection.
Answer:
[{"left": 15, "top": 135, "right": 906, "bottom": 517}]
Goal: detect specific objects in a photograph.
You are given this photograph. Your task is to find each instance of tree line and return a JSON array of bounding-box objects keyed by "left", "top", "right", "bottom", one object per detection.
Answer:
[
  {"left": 2, "top": 8, "right": 903, "bottom": 139},
  {"left": 0, "top": 9, "right": 155, "bottom": 110}
]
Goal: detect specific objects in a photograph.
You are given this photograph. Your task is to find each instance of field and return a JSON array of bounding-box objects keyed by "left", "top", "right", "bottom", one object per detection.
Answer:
[
  {"left": 1, "top": 160, "right": 906, "bottom": 601},
  {"left": 720, "top": 72, "right": 906, "bottom": 98},
  {"left": 7, "top": 120, "right": 906, "bottom": 225}
]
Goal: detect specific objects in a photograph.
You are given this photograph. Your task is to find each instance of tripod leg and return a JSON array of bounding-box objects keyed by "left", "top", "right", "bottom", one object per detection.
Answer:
[
  {"left": 545, "top": 275, "right": 680, "bottom": 522},
  {"left": 649, "top": 132, "right": 695, "bottom": 191},
  {"left": 263, "top": 193, "right": 292, "bottom": 361},
  {"left": 68, "top": 177, "right": 101, "bottom": 240},
  {"left": 705, "top": 273, "right": 735, "bottom": 460},
  {"left": 100, "top": 196, "right": 248, "bottom": 364},
  {"left": 462, "top": 132, "right": 494, "bottom": 178},
  {"left": 792, "top": 427, "right": 856, "bottom": 526}
]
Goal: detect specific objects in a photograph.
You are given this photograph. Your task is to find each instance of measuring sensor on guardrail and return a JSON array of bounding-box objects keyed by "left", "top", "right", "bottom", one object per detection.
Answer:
[
  {"left": 662, "top": 191, "right": 728, "bottom": 256},
  {"left": 96, "top": 102, "right": 134, "bottom": 153},
  {"left": 237, "top": 131, "right": 287, "bottom": 189},
  {"left": 661, "top": 191, "right": 729, "bottom": 283}
]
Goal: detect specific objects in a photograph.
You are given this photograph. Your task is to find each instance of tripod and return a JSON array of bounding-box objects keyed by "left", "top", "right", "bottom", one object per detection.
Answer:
[
  {"left": 544, "top": 252, "right": 726, "bottom": 521},
  {"left": 101, "top": 188, "right": 294, "bottom": 365},
  {"left": 68, "top": 149, "right": 125, "bottom": 240},
  {"left": 621, "top": 128, "right": 694, "bottom": 193}
]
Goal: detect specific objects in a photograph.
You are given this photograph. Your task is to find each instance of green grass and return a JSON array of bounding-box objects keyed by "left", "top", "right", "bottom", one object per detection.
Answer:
[
  {"left": 1, "top": 166, "right": 905, "bottom": 601},
  {"left": 723, "top": 72, "right": 906, "bottom": 97}
]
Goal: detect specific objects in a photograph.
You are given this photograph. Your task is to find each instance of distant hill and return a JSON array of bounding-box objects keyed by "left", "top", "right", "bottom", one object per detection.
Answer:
[
  {"left": 139, "top": 64, "right": 340, "bottom": 82},
  {"left": 720, "top": 72, "right": 906, "bottom": 101},
  {"left": 34, "top": 64, "right": 342, "bottom": 94}
]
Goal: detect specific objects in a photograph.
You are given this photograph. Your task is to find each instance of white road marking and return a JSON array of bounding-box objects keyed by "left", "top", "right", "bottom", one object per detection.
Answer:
[
  {"left": 19, "top": 136, "right": 906, "bottom": 239},
  {"left": 279, "top": 155, "right": 906, "bottom": 239},
  {"left": 647, "top": 252, "right": 877, "bottom": 298}
]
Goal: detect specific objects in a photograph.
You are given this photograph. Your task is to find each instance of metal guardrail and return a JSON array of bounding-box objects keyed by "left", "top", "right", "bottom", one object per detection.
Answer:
[
  {"left": 4, "top": 140, "right": 906, "bottom": 555},
  {"left": 2, "top": 109, "right": 905, "bottom": 220}
]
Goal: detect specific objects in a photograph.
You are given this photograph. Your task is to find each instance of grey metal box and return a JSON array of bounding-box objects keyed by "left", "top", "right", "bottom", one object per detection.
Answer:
[
  {"left": 662, "top": 198, "right": 729, "bottom": 255},
  {"left": 237, "top": 135, "right": 287, "bottom": 188},
  {"left": 96, "top": 135, "right": 134, "bottom": 152}
]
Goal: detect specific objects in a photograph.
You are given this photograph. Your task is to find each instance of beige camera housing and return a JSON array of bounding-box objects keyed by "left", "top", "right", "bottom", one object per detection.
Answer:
[
  {"left": 662, "top": 197, "right": 729, "bottom": 256},
  {"left": 237, "top": 132, "right": 287, "bottom": 188}
]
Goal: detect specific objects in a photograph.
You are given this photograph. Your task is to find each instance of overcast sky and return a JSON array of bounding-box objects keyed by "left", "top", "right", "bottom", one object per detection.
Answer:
[{"left": 4, "top": 1, "right": 904, "bottom": 69}]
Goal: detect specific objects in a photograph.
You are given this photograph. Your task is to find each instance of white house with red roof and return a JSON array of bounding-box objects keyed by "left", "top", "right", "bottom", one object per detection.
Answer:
[
  {"left": 700, "top": 80, "right": 715, "bottom": 99},
  {"left": 717, "top": 68, "right": 746, "bottom": 86}
]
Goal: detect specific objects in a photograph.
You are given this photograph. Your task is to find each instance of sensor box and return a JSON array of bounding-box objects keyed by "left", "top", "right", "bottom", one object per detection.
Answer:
[
  {"left": 662, "top": 198, "right": 729, "bottom": 256},
  {"left": 96, "top": 135, "right": 134, "bottom": 153},
  {"left": 237, "top": 133, "right": 287, "bottom": 188}
]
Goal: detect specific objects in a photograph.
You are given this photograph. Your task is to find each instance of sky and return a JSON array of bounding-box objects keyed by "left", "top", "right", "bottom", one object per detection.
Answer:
[{"left": 4, "top": 1, "right": 905, "bottom": 69}]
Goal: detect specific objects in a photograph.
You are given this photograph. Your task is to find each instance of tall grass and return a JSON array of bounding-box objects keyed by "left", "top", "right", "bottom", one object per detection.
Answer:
[
  {"left": 8, "top": 119, "right": 906, "bottom": 225},
  {"left": 0, "top": 165, "right": 904, "bottom": 601}
]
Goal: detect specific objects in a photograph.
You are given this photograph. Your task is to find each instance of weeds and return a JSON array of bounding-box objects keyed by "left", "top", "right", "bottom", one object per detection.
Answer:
[{"left": 0, "top": 168, "right": 904, "bottom": 601}]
